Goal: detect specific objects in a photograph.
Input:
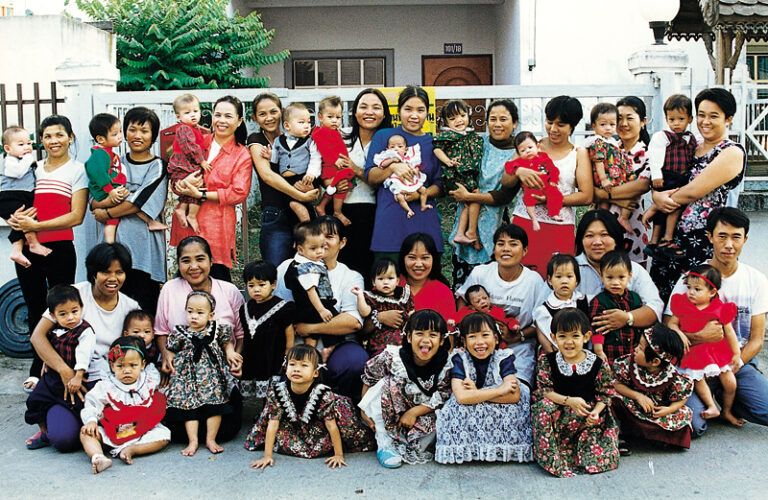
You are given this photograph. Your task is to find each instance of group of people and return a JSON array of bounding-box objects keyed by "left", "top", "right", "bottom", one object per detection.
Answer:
[{"left": 2, "top": 84, "right": 767, "bottom": 477}]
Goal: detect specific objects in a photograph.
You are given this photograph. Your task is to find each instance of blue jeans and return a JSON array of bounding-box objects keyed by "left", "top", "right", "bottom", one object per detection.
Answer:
[
  {"left": 326, "top": 341, "right": 369, "bottom": 405},
  {"left": 687, "top": 361, "right": 768, "bottom": 436},
  {"left": 259, "top": 206, "right": 294, "bottom": 267}
]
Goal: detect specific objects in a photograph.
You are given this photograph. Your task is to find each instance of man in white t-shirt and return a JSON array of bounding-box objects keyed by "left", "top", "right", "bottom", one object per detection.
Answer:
[{"left": 664, "top": 208, "right": 768, "bottom": 435}]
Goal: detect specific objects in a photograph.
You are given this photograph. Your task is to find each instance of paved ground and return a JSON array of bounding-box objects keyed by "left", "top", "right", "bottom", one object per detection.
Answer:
[{"left": 2, "top": 214, "right": 768, "bottom": 499}]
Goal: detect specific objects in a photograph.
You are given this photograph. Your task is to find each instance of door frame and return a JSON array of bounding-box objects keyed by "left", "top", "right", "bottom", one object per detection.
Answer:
[{"left": 421, "top": 54, "right": 494, "bottom": 86}]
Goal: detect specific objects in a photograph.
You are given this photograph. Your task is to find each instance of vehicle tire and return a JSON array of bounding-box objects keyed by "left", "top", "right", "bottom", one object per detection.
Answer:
[{"left": 0, "top": 279, "right": 32, "bottom": 358}]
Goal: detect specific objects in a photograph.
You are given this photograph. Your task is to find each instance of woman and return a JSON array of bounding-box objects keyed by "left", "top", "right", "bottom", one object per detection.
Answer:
[
  {"left": 365, "top": 86, "right": 443, "bottom": 260},
  {"left": 248, "top": 93, "right": 319, "bottom": 267},
  {"left": 155, "top": 236, "right": 245, "bottom": 442},
  {"left": 338, "top": 88, "right": 393, "bottom": 281},
  {"left": 9, "top": 115, "right": 88, "bottom": 390},
  {"left": 28, "top": 243, "right": 139, "bottom": 452},
  {"left": 504, "top": 95, "right": 593, "bottom": 279},
  {"left": 650, "top": 88, "right": 746, "bottom": 301},
  {"left": 447, "top": 99, "right": 519, "bottom": 289},
  {"left": 593, "top": 96, "right": 653, "bottom": 268},
  {"left": 172, "top": 96, "right": 253, "bottom": 282}
]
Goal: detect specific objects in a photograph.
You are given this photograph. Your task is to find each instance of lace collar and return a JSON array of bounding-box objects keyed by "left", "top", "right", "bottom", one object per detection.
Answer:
[
  {"left": 555, "top": 350, "right": 597, "bottom": 376},
  {"left": 104, "top": 371, "right": 156, "bottom": 407},
  {"left": 275, "top": 381, "right": 329, "bottom": 423},
  {"left": 245, "top": 299, "right": 289, "bottom": 338},
  {"left": 365, "top": 284, "right": 411, "bottom": 305},
  {"left": 631, "top": 360, "right": 676, "bottom": 389}
]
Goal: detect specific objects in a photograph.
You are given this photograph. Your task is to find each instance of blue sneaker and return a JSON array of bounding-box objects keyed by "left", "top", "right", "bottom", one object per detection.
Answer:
[{"left": 376, "top": 448, "right": 403, "bottom": 469}]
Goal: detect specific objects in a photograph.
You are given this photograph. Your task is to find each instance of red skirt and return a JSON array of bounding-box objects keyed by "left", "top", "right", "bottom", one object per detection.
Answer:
[
  {"left": 612, "top": 399, "right": 691, "bottom": 449},
  {"left": 512, "top": 216, "right": 575, "bottom": 279}
]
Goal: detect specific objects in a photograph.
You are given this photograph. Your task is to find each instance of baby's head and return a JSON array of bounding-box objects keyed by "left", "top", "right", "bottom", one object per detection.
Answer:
[
  {"left": 243, "top": 260, "right": 277, "bottom": 304},
  {"left": 108, "top": 336, "right": 147, "bottom": 385},
  {"left": 513, "top": 131, "right": 539, "bottom": 160},
  {"left": 386, "top": 134, "right": 407, "bottom": 156},
  {"left": 371, "top": 258, "right": 399, "bottom": 297},
  {"left": 546, "top": 254, "right": 580, "bottom": 300},
  {"left": 685, "top": 264, "right": 721, "bottom": 307},
  {"left": 590, "top": 102, "right": 618, "bottom": 139},
  {"left": 635, "top": 324, "right": 684, "bottom": 371},
  {"left": 173, "top": 93, "right": 202, "bottom": 127},
  {"left": 551, "top": 308, "right": 592, "bottom": 359},
  {"left": 458, "top": 312, "right": 500, "bottom": 360},
  {"left": 47, "top": 285, "right": 83, "bottom": 330},
  {"left": 185, "top": 290, "right": 216, "bottom": 331},
  {"left": 440, "top": 100, "right": 470, "bottom": 133},
  {"left": 122, "top": 309, "right": 155, "bottom": 348},
  {"left": 663, "top": 94, "right": 693, "bottom": 135},
  {"left": 599, "top": 250, "right": 632, "bottom": 297},
  {"left": 464, "top": 284, "right": 492, "bottom": 313},
  {"left": 285, "top": 344, "right": 321, "bottom": 385},
  {"left": 403, "top": 309, "right": 448, "bottom": 363},
  {"left": 283, "top": 103, "right": 312, "bottom": 138},
  {"left": 293, "top": 220, "right": 326, "bottom": 263},
  {"left": 318, "top": 96, "right": 343, "bottom": 131},
  {"left": 2, "top": 125, "right": 32, "bottom": 158},
  {"left": 89, "top": 113, "right": 122, "bottom": 149}
]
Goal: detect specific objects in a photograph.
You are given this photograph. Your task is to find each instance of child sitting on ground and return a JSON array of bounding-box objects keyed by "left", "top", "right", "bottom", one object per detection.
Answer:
[
  {"left": 373, "top": 134, "right": 431, "bottom": 218},
  {"left": 313, "top": 96, "right": 355, "bottom": 225}
]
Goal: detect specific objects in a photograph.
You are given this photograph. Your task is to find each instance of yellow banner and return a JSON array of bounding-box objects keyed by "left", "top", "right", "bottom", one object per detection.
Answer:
[{"left": 378, "top": 86, "right": 437, "bottom": 135}]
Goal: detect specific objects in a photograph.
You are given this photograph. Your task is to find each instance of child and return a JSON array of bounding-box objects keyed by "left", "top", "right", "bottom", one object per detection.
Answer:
[
  {"left": 584, "top": 103, "right": 636, "bottom": 233},
  {"left": 534, "top": 254, "right": 589, "bottom": 353},
  {"left": 168, "top": 93, "right": 211, "bottom": 233},
  {"left": 80, "top": 337, "right": 170, "bottom": 474},
  {"left": 313, "top": 96, "right": 355, "bottom": 225},
  {"left": 122, "top": 310, "right": 162, "bottom": 379},
  {"left": 239, "top": 260, "right": 295, "bottom": 399},
  {"left": 454, "top": 284, "right": 519, "bottom": 347},
  {"left": 532, "top": 308, "right": 619, "bottom": 477},
  {"left": 668, "top": 265, "right": 743, "bottom": 426},
  {"left": 373, "top": 134, "right": 431, "bottom": 218},
  {"left": 1, "top": 125, "right": 50, "bottom": 267},
  {"left": 246, "top": 345, "right": 374, "bottom": 469},
  {"left": 433, "top": 100, "right": 484, "bottom": 245},
  {"left": 359, "top": 309, "right": 452, "bottom": 468},
  {"left": 24, "top": 285, "right": 97, "bottom": 450},
  {"left": 589, "top": 251, "right": 643, "bottom": 365},
  {"left": 435, "top": 312, "right": 532, "bottom": 464},
  {"left": 352, "top": 258, "right": 414, "bottom": 356},
  {"left": 504, "top": 131, "right": 564, "bottom": 232},
  {"left": 613, "top": 324, "right": 694, "bottom": 453},
  {"left": 271, "top": 102, "right": 322, "bottom": 222},
  {"left": 164, "top": 291, "right": 242, "bottom": 456},
  {"left": 644, "top": 94, "right": 697, "bottom": 260}
]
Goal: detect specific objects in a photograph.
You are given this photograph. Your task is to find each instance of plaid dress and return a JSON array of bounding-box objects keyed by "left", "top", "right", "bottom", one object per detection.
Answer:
[{"left": 589, "top": 290, "right": 643, "bottom": 365}]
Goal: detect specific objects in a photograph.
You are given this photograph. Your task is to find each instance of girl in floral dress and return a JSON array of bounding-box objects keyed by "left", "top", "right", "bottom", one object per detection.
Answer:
[
  {"left": 165, "top": 291, "right": 242, "bottom": 457},
  {"left": 613, "top": 324, "right": 694, "bottom": 453},
  {"left": 359, "top": 309, "right": 452, "bottom": 468},
  {"left": 532, "top": 308, "right": 619, "bottom": 477},
  {"left": 435, "top": 312, "right": 532, "bottom": 464}
]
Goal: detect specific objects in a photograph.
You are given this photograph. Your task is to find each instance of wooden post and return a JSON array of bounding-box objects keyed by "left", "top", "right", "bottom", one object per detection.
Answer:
[
  {"left": 0, "top": 84, "right": 6, "bottom": 131},
  {"left": 715, "top": 30, "right": 726, "bottom": 85},
  {"left": 51, "top": 82, "right": 59, "bottom": 114},
  {"left": 16, "top": 83, "right": 23, "bottom": 127}
]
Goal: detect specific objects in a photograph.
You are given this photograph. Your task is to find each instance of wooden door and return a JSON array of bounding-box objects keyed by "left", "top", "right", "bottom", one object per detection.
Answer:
[{"left": 422, "top": 55, "right": 492, "bottom": 131}]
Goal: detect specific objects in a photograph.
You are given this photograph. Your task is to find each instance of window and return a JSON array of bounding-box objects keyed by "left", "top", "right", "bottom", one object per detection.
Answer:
[
  {"left": 293, "top": 58, "right": 386, "bottom": 88},
  {"left": 747, "top": 55, "right": 768, "bottom": 82}
]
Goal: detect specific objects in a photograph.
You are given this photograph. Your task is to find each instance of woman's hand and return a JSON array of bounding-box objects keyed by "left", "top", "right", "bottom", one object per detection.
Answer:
[
  {"left": 635, "top": 394, "right": 655, "bottom": 414},
  {"left": 389, "top": 161, "right": 417, "bottom": 183},
  {"left": 360, "top": 409, "right": 375, "bottom": 430},
  {"left": 59, "top": 366, "right": 87, "bottom": 404},
  {"left": 377, "top": 310, "right": 404, "bottom": 329},
  {"left": 325, "top": 455, "right": 347, "bottom": 469},
  {"left": 448, "top": 183, "right": 473, "bottom": 203},
  {"left": 592, "top": 309, "right": 630, "bottom": 334},
  {"left": 227, "top": 350, "right": 243, "bottom": 374},
  {"left": 515, "top": 167, "right": 546, "bottom": 189},
  {"left": 182, "top": 170, "right": 204, "bottom": 188},
  {"left": 66, "top": 372, "right": 84, "bottom": 396},
  {"left": 92, "top": 208, "right": 109, "bottom": 223},
  {"left": 162, "top": 350, "right": 176, "bottom": 375},
  {"left": 8, "top": 205, "right": 39, "bottom": 232},
  {"left": 80, "top": 421, "right": 99, "bottom": 437},
  {"left": 586, "top": 407, "right": 603, "bottom": 426},
  {"left": 565, "top": 396, "right": 591, "bottom": 417},
  {"left": 398, "top": 408, "right": 418, "bottom": 429},
  {"left": 402, "top": 191, "right": 420, "bottom": 203},
  {"left": 651, "top": 189, "right": 681, "bottom": 214},
  {"left": 174, "top": 180, "right": 202, "bottom": 200}
]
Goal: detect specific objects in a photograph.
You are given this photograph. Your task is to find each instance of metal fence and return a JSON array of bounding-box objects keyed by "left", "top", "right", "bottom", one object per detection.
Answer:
[{"left": 0, "top": 82, "right": 65, "bottom": 158}]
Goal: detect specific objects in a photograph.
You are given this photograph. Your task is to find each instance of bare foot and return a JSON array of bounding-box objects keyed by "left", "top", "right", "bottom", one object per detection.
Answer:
[
  {"left": 322, "top": 346, "right": 335, "bottom": 364},
  {"left": 472, "top": 239, "right": 483, "bottom": 251},
  {"left": 532, "top": 220, "right": 542, "bottom": 232},
  {"left": 334, "top": 212, "right": 352, "bottom": 226},
  {"left": 181, "top": 441, "right": 199, "bottom": 456},
  {"left": 146, "top": 220, "right": 167, "bottom": 231},
  {"left": 701, "top": 405, "right": 720, "bottom": 420},
  {"left": 119, "top": 446, "right": 136, "bottom": 465},
  {"left": 406, "top": 209, "right": 415, "bottom": 219},
  {"left": 465, "top": 230, "right": 479, "bottom": 242},
  {"left": 453, "top": 233, "right": 476, "bottom": 245},
  {"left": 187, "top": 215, "right": 200, "bottom": 234},
  {"left": 10, "top": 252, "right": 31, "bottom": 268},
  {"left": 421, "top": 203, "right": 433, "bottom": 212},
  {"left": 618, "top": 217, "right": 633, "bottom": 234},
  {"left": 28, "top": 242, "right": 52, "bottom": 257},
  {"left": 206, "top": 440, "right": 224, "bottom": 454},
  {"left": 91, "top": 454, "right": 113, "bottom": 474},
  {"left": 174, "top": 207, "right": 189, "bottom": 228},
  {"left": 722, "top": 411, "right": 745, "bottom": 427}
]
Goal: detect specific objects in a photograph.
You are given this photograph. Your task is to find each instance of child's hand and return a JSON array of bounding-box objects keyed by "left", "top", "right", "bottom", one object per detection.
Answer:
[
  {"left": 565, "top": 397, "right": 591, "bottom": 417},
  {"left": 652, "top": 177, "right": 664, "bottom": 190},
  {"left": 350, "top": 286, "right": 363, "bottom": 297},
  {"left": 730, "top": 353, "right": 743, "bottom": 374},
  {"left": 399, "top": 409, "right": 418, "bottom": 429},
  {"left": 227, "top": 351, "right": 243, "bottom": 371},
  {"left": 302, "top": 174, "right": 316, "bottom": 185},
  {"left": 676, "top": 330, "right": 691, "bottom": 353},
  {"left": 635, "top": 394, "right": 655, "bottom": 414},
  {"left": 320, "top": 308, "right": 333, "bottom": 322},
  {"left": 601, "top": 177, "right": 612, "bottom": 189},
  {"left": 500, "top": 377, "right": 519, "bottom": 396},
  {"left": 81, "top": 421, "right": 99, "bottom": 437},
  {"left": 66, "top": 373, "right": 83, "bottom": 395},
  {"left": 325, "top": 455, "right": 347, "bottom": 469},
  {"left": 462, "top": 378, "right": 477, "bottom": 391},
  {"left": 334, "top": 157, "right": 346, "bottom": 169},
  {"left": 641, "top": 205, "right": 658, "bottom": 229},
  {"left": 652, "top": 405, "right": 673, "bottom": 418},
  {"left": 586, "top": 407, "right": 603, "bottom": 426},
  {"left": 107, "top": 189, "right": 124, "bottom": 205},
  {"left": 360, "top": 410, "right": 375, "bottom": 431},
  {"left": 201, "top": 160, "right": 212, "bottom": 172},
  {"left": 593, "top": 346, "right": 608, "bottom": 363},
  {"left": 250, "top": 456, "right": 274, "bottom": 469},
  {"left": 261, "top": 145, "right": 272, "bottom": 160}
]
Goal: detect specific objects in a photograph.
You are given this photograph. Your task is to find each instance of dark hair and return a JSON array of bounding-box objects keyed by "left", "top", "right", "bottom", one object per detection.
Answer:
[
  {"left": 574, "top": 209, "right": 627, "bottom": 256},
  {"left": 88, "top": 113, "right": 120, "bottom": 140},
  {"left": 286, "top": 344, "right": 321, "bottom": 368},
  {"left": 39, "top": 114, "right": 74, "bottom": 138},
  {"left": 551, "top": 308, "right": 591, "bottom": 336},
  {"left": 85, "top": 243, "right": 132, "bottom": 284},
  {"left": 109, "top": 336, "right": 147, "bottom": 363},
  {"left": 46, "top": 284, "right": 82, "bottom": 313},
  {"left": 371, "top": 258, "right": 398, "bottom": 280},
  {"left": 687, "top": 264, "right": 722, "bottom": 291},
  {"left": 493, "top": 223, "right": 529, "bottom": 249},
  {"left": 486, "top": 99, "right": 519, "bottom": 124},
  {"left": 599, "top": 250, "right": 632, "bottom": 274},
  {"left": 403, "top": 309, "right": 447, "bottom": 337},
  {"left": 318, "top": 95, "right": 342, "bottom": 114},
  {"left": 243, "top": 260, "right": 277, "bottom": 283},
  {"left": 214, "top": 95, "right": 247, "bottom": 145},
  {"left": 397, "top": 85, "right": 430, "bottom": 111},
  {"left": 458, "top": 312, "right": 499, "bottom": 339},
  {"left": 695, "top": 88, "right": 737, "bottom": 119},
  {"left": 177, "top": 236, "right": 213, "bottom": 261},
  {"left": 644, "top": 323, "right": 685, "bottom": 367},
  {"left": 616, "top": 96, "right": 650, "bottom": 146},
  {"left": 252, "top": 92, "right": 283, "bottom": 115},
  {"left": 344, "top": 88, "right": 392, "bottom": 148},
  {"left": 464, "top": 284, "right": 489, "bottom": 303},
  {"left": 187, "top": 290, "right": 216, "bottom": 311},
  {"left": 387, "top": 134, "right": 407, "bottom": 147},
  {"left": 123, "top": 107, "right": 160, "bottom": 143},
  {"left": 398, "top": 233, "right": 448, "bottom": 285},
  {"left": 122, "top": 309, "right": 154, "bottom": 332},
  {"left": 546, "top": 254, "right": 581, "bottom": 284},
  {"left": 663, "top": 94, "right": 693, "bottom": 117},
  {"left": 316, "top": 215, "right": 347, "bottom": 241},
  {"left": 514, "top": 131, "right": 538, "bottom": 151},
  {"left": 590, "top": 102, "right": 618, "bottom": 125},
  {"left": 706, "top": 206, "right": 750, "bottom": 235},
  {"left": 545, "top": 96, "right": 583, "bottom": 133},
  {"left": 440, "top": 99, "right": 470, "bottom": 124},
  {"left": 293, "top": 219, "right": 324, "bottom": 246}
]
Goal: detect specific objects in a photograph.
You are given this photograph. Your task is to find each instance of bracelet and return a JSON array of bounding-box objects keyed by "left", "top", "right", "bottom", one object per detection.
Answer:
[
  {"left": 200, "top": 189, "right": 207, "bottom": 202},
  {"left": 370, "top": 309, "right": 382, "bottom": 330},
  {"left": 519, "top": 329, "right": 526, "bottom": 343},
  {"left": 563, "top": 396, "right": 570, "bottom": 405},
  {"left": 105, "top": 209, "right": 112, "bottom": 218},
  {"left": 626, "top": 311, "right": 634, "bottom": 327}
]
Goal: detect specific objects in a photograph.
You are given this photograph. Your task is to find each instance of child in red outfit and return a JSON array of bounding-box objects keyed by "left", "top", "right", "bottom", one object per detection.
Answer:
[
  {"left": 505, "top": 131, "right": 563, "bottom": 231},
  {"left": 313, "top": 96, "right": 355, "bottom": 225},
  {"left": 453, "top": 284, "right": 519, "bottom": 348}
]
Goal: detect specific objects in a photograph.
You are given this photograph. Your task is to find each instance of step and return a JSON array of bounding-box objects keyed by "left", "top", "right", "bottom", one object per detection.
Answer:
[{"left": 738, "top": 191, "right": 768, "bottom": 211}]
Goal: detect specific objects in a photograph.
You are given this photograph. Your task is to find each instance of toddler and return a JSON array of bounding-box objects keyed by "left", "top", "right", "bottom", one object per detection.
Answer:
[
  {"left": 504, "top": 131, "right": 564, "bottom": 231},
  {"left": 1, "top": 125, "right": 49, "bottom": 267},
  {"left": 433, "top": 100, "right": 484, "bottom": 245},
  {"left": 122, "top": 310, "right": 162, "bottom": 379},
  {"left": 454, "top": 284, "right": 519, "bottom": 347},
  {"left": 373, "top": 134, "right": 431, "bottom": 218},
  {"left": 314, "top": 96, "right": 355, "bottom": 225},
  {"left": 80, "top": 337, "right": 170, "bottom": 474}
]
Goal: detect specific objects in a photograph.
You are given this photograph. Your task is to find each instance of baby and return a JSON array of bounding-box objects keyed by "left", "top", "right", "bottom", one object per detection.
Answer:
[
  {"left": 454, "top": 284, "right": 519, "bottom": 347},
  {"left": 373, "top": 134, "right": 431, "bottom": 218}
]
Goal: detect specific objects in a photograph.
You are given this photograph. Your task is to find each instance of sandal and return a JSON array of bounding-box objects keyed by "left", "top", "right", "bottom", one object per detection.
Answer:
[
  {"left": 618, "top": 439, "right": 632, "bottom": 457},
  {"left": 643, "top": 244, "right": 658, "bottom": 259},
  {"left": 376, "top": 448, "right": 403, "bottom": 469},
  {"left": 658, "top": 239, "right": 685, "bottom": 258},
  {"left": 26, "top": 431, "right": 50, "bottom": 450},
  {"left": 22, "top": 376, "right": 39, "bottom": 394}
]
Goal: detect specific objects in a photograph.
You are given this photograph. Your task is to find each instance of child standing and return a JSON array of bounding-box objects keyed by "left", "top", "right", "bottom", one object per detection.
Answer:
[
  {"left": 1, "top": 126, "right": 50, "bottom": 267},
  {"left": 454, "top": 284, "right": 520, "bottom": 345},
  {"left": 352, "top": 258, "right": 414, "bottom": 356},
  {"left": 373, "top": 134, "right": 431, "bottom": 218},
  {"left": 25, "top": 285, "right": 97, "bottom": 450},
  {"left": 504, "top": 131, "right": 564, "bottom": 232},
  {"left": 246, "top": 345, "right": 374, "bottom": 469},
  {"left": 359, "top": 310, "right": 452, "bottom": 468},
  {"left": 313, "top": 96, "right": 356, "bottom": 225},
  {"left": 435, "top": 312, "right": 532, "bottom": 464},
  {"left": 433, "top": 100, "right": 484, "bottom": 245},
  {"left": 613, "top": 324, "right": 694, "bottom": 452},
  {"left": 164, "top": 291, "right": 242, "bottom": 456},
  {"left": 168, "top": 93, "right": 211, "bottom": 233},
  {"left": 585, "top": 103, "right": 636, "bottom": 233},
  {"left": 589, "top": 251, "right": 643, "bottom": 365},
  {"left": 668, "top": 265, "right": 743, "bottom": 426},
  {"left": 80, "top": 337, "right": 170, "bottom": 474},
  {"left": 239, "top": 260, "right": 295, "bottom": 399},
  {"left": 532, "top": 308, "right": 619, "bottom": 478}
]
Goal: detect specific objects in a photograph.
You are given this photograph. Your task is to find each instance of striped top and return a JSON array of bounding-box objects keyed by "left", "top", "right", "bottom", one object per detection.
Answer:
[{"left": 33, "top": 158, "right": 87, "bottom": 243}]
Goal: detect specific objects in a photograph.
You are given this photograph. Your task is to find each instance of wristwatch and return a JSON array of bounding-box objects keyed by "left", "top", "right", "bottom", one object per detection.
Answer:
[
  {"left": 626, "top": 311, "right": 634, "bottom": 327},
  {"left": 199, "top": 188, "right": 207, "bottom": 202}
]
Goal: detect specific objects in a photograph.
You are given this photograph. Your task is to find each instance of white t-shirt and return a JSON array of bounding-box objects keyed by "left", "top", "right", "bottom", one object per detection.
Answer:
[
  {"left": 665, "top": 261, "right": 768, "bottom": 346},
  {"left": 344, "top": 138, "right": 376, "bottom": 204}
]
